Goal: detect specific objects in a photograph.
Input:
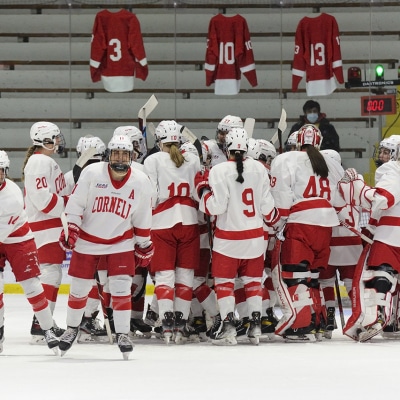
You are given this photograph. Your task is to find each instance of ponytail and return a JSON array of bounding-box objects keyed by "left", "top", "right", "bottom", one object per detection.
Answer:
[{"left": 234, "top": 151, "right": 245, "bottom": 183}]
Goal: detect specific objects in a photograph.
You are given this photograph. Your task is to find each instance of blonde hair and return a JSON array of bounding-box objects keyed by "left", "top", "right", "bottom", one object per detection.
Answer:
[
  {"left": 166, "top": 143, "right": 185, "bottom": 168},
  {"left": 21, "top": 145, "right": 37, "bottom": 181}
]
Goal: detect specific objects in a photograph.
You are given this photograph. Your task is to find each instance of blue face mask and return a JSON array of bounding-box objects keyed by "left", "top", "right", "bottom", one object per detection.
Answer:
[{"left": 306, "top": 113, "right": 319, "bottom": 124}]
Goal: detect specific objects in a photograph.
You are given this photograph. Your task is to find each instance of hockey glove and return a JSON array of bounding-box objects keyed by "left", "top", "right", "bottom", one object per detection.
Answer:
[
  {"left": 340, "top": 168, "right": 358, "bottom": 183},
  {"left": 194, "top": 169, "right": 210, "bottom": 198},
  {"left": 59, "top": 223, "right": 80, "bottom": 251},
  {"left": 134, "top": 242, "right": 155, "bottom": 268}
]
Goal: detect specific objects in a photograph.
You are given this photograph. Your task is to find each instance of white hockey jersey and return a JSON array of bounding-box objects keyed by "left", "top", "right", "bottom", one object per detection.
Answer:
[
  {"left": 144, "top": 151, "right": 201, "bottom": 230},
  {"left": 270, "top": 151, "right": 342, "bottom": 227},
  {"left": 24, "top": 153, "right": 68, "bottom": 249},
  {"left": 202, "top": 139, "right": 227, "bottom": 168},
  {"left": 90, "top": 9, "right": 148, "bottom": 93},
  {"left": 0, "top": 179, "right": 34, "bottom": 244},
  {"left": 292, "top": 13, "right": 344, "bottom": 96},
  {"left": 65, "top": 162, "right": 152, "bottom": 255},
  {"left": 205, "top": 14, "right": 257, "bottom": 95},
  {"left": 199, "top": 157, "right": 275, "bottom": 259}
]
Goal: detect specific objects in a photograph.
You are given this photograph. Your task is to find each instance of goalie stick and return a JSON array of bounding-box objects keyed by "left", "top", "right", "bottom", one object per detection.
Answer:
[
  {"left": 270, "top": 109, "right": 287, "bottom": 153},
  {"left": 244, "top": 117, "right": 255, "bottom": 138},
  {"left": 335, "top": 271, "right": 346, "bottom": 330},
  {"left": 138, "top": 94, "right": 158, "bottom": 149},
  {"left": 339, "top": 219, "right": 373, "bottom": 245}
]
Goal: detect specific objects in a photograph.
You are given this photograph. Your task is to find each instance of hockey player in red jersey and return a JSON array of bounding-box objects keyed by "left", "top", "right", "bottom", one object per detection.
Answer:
[
  {"left": 205, "top": 14, "right": 257, "bottom": 95},
  {"left": 270, "top": 124, "right": 344, "bottom": 342},
  {"left": 0, "top": 151, "right": 60, "bottom": 354},
  {"left": 144, "top": 120, "right": 201, "bottom": 344},
  {"left": 90, "top": 9, "right": 148, "bottom": 92},
  {"left": 195, "top": 128, "right": 280, "bottom": 345},
  {"left": 58, "top": 134, "right": 153, "bottom": 359},
  {"left": 292, "top": 13, "right": 344, "bottom": 96},
  {"left": 23, "top": 121, "right": 68, "bottom": 344}
]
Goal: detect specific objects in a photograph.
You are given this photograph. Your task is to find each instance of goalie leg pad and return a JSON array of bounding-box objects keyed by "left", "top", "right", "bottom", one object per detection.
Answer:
[{"left": 273, "top": 263, "right": 313, "bottom": 335}]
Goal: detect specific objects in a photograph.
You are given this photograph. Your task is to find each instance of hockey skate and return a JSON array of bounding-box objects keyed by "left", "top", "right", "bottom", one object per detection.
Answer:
[
  {"left": 30, "top": 315, "right": 65, "bottom": 345},
  {"left": 174, "top": 312, "right": 199, "bottom": 344},
  {"left": 235, "top": 317, "right": 250, "bottom": 337},
  {"left": 323, "top": 307, "right": 337, "bottom": 339},
  {"left": 144, "top": 304, "right": 159, "bottom": 327},
  {"left": 247, "top": 312, "right": 262, "bottom": 345},
  {"left": 59, "top": 326, "right": 79, "bottom": 356},
  {"left": 43, "top": 327, "right": 60, "bottom": 355},
  {"left": 210, "top": 312, "right": 237, "bottom": 346},
  {"left": 358, "top": 309, "right": 385, "bottom": 342},
  {"left": 0, "top": 325, "right": 4, "bottom": 353},
  {"left": 78, "top": 311, "right": 110, "bottom": 344},
  {"left": 161, "top": 312, "right": 175, "bottom": 344},
  {"left": 116, "top": 333, "right": 134, "bottom": 360},
  {"left": 260, "top": 308, "right": 279, "bottom": 341},
  {"left": 129, "top": 318, "right": 152, "bottom": 339},
  {"left": 190, "top": 315, "right": 208, "bottom": 342},
  {"left": 282, "top": 324, "right": 317, "bottom": 343}
]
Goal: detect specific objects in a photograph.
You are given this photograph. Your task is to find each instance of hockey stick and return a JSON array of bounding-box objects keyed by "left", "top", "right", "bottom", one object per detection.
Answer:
[
  {"left": 72, "top": 146, "right": 97, "bottom": 184},
  {"left": 270, "top": 109, "right": 287, "bottom": 151},
  {"left": 335, "top": 271, "right": 346, "bottom": 330},
  {"left": 244, "top": 117, "right": 255, "bottom": 138},
  {"left": 94, "top": 270, "right": 114, "bottom": 344},
  {"left": 339, "top": 219, "right": 373, "bottom": 245},
  {"left": 180, "top": 125, "right": 202, "bottom": 157},
  {"left": 138, "top": 94, "right": 158, "bottom": 150},
  {"left": 61, "top": 211, "right": 68, "bottom": 241}
]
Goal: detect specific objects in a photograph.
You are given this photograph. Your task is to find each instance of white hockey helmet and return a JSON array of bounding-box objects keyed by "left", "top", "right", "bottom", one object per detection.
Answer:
[
  {"left": 257, "top": 139, "right": 277, "bottom": 164},
  {"left": 80, "top": 136, "right": 106, "bottom": 161},
  {"left": 246, "top": 138, "right": 261, "bottom": 160},
  {"left": 379, "top": 135, "right": 400, "bottom": 161},
  {"left": 107, "top": 135, "right": 133, "bottom": 174},
  {"left": 156, "top": 120, "right": 180, "bottom": 144},
  {"left": 113, "top": 126, "right": 143, "bottom": 145},
  {"left": 0, "top": 150, "right": 10, "bottom": 182},
  {"left": 217, "top": 115, "right": 244, "bottom": 133},
  {"left": 287, "top": 131, "right": 298, "bottom": 146},
  {"left": 180, "top": 141, "right": 199, "bottom": 157},
  {"left": 320, "top": 149, "right": 341, "bottom": 164},
  {"left": 296, "top": 124, "right": 323, "bottom": 150},
  {"left": 76, "top": 134, "right": 93, "bottom": 155},
  {"left": 30, "top": 121, "right": 66, "bottom": 154},
  {"left": 226, "top": 128, "right": 249, "bottom": 154}
]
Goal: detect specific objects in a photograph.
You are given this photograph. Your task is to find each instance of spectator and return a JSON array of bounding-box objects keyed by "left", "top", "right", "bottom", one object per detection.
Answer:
[{"left": 288, "top": 100, "right": 340, "bottom": 152}]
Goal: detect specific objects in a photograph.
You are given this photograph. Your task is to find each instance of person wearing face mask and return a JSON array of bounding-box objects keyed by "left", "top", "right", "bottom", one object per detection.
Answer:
[{"left": 287, "top": 100, "right": 340, "bottom": 153}]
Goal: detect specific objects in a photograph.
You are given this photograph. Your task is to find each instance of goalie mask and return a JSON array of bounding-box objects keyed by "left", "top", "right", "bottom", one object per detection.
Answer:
[
  {"left": 226, "top": 128, "right": 249, "bottom": 157},
  {"left": 107, "top": 135, "right": 133, "bottom": 174},
  {"left": 374, "top": 135, "right": 400, "bottom": 167},
  {"left": 30, "top": 121, "right": 66, "bottom": 154},
  {"left": 296, "top": 124, "right": 322, "bottom": 151},
  {"left": 0, "top": 150, "right": 10, "bottom": 184},
  {"left": 113, "top": 126, "right": 144, "bottom": 160}
]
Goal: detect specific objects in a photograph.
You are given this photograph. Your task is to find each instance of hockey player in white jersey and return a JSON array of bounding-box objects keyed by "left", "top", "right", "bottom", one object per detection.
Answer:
[
  {"left": 195, "top": 128, "right": 281, "bottom": 345},
  {"left": 144, "top": 120, "right": 201, "bottom": 344},
  {"left": 0, "top": 151, "right": 60, "bottom": 354},
  {"left": 339, "top": 139, "right": 400, "bottom": 341},
  {"left": 202, "top": 115, "right": 243, "bottom": 168},
  {"left": 58, "top": 134, "right": 153, "bottom": 359},
  {"left": 270, "top": 124, "right": 343, "bottom": 342},
  {"left": 23, "top": 121, "right": 68, "bottom": 343}
]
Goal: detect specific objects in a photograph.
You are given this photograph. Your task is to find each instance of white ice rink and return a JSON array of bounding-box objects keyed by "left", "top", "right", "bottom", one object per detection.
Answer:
[{"left": 1, "top": 294, "right": 400, "bottom": 400}]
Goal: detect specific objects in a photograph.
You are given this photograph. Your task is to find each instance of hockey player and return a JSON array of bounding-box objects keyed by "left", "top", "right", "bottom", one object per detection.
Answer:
[
  {"left": 58, "top": 134, "right": 153, "bottom": 359},
  {"left": 143, "top": 120, "right": 201, "bottom": 344},
  {"left": 318, "top": 149, "right": 362, "bottom": 339},
  {"left": 195, "top": 128, "right": 281, "bottom": 346},
  {"left": 339, "top": 138, "right": 400, "bottom": 341},
  {"left": 202, "top": 115, "right": 243, "bottom": 168},
  {"left": 269, "top": 124, "right": 343, "bottom": 342},
  {"left": 23, "top": 121, "right": 68, "bottom": 344},
  {"left": 0, "top": 150, "right": 60, "bottom": 354}
]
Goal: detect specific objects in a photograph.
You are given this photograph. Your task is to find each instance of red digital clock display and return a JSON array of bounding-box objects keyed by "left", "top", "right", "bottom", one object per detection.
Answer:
[{"left": 361, "top": 95, "right": 396, "bottom": 116}]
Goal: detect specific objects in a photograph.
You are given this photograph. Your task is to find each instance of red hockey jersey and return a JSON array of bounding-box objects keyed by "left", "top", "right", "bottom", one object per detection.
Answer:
[
  {"left": 205, "top": 14, "right": 257, "bottom": 95},
  {"left": 90, "top": 9, "right": 148, "bottom": 93},
  {"left": 292, "top": 13, "right": 344, "bottom": 96}
]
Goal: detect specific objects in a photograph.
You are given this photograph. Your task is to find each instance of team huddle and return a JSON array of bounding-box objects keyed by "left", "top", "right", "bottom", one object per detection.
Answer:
[{"left": 0, "top": 116, "right": 399, "bottom": 359}]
